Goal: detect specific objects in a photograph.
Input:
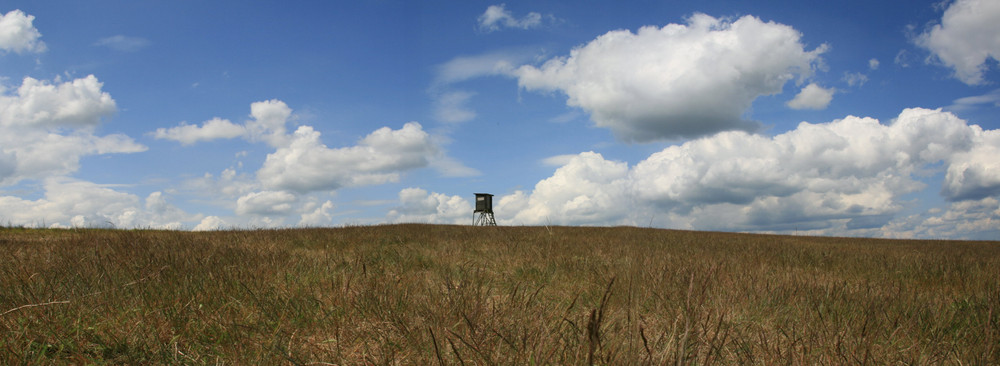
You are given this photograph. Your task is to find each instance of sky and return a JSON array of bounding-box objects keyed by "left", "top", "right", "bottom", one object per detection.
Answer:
[{"left": 1, "top": 0, "right": 999, "bottom": 239}]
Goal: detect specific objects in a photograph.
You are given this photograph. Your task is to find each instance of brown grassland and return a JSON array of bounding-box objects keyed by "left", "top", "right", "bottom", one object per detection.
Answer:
[{"left": 0, "top": 224, "right": 998, "bottom": 364}]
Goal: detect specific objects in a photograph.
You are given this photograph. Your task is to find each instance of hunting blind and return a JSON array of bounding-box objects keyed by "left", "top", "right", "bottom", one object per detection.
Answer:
[{"left": 473, "top": 193, "right": 497, "bottom": 226}]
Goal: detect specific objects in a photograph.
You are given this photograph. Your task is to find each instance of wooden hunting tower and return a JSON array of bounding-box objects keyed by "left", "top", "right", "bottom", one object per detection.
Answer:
[{"left": 473, "top": 193, "right": 497, "bottom": 226}]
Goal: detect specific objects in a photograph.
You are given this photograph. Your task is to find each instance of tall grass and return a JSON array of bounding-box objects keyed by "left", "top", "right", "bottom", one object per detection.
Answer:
[{"left": 1, "top": 224, "right": 997, "bottom": 364}]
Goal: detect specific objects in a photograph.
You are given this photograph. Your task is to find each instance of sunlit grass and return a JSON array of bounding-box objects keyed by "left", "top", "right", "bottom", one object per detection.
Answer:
[{"left": 1, "top": 224, "right": 997, "bottom": 364}]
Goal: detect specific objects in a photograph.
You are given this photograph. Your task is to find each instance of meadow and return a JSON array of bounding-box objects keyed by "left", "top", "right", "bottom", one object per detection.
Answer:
[{"left": 1, "top": 224, "right": 997, "bottom": 364}]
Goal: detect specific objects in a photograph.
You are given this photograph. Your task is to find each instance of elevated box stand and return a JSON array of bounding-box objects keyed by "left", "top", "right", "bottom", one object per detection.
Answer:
[{"left": 473, "top": 193, "right": 497, "bottom": 226}]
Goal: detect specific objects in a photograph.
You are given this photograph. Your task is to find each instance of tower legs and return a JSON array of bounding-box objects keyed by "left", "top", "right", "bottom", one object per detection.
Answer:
[{"left": 474, "top": 211, "right": 497, "bottom": 226}]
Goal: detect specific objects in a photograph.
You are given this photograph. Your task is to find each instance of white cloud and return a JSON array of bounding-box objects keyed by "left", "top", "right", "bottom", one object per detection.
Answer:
[
  {"left": 942, "top": 128, "right": 1000, "bottom": 201},
  {"left": 156, "top": 102, "right": 475, "bottom": 183},
  {"left": 0, "top": 75, "right": 117, "bottom": 128},
  {"left": 478, "top": 4, "right": 542, "bottom": 32},
  {"left": 1, "top": 130, "right": 145, "bottom": 185},
  {"left": 193, "top": 216, "right": 226, "bottom": 231},
  {"left": 947, "top": 89, "right": 1000, "bottom": 112},
  {"left": 515, "top": 13, "right": 827, "bottom": 142},
  {"left": 0, "top": 75, "right": 144, "bottom": 185},
  {"left": 0, "top": 10, "right": 45, "bottom": 54},
  {"left": 158, "top": 101, "right": 476, "bottom": 225},
  {"left": 869, "top": 58, "right": 880, "bottom": 70},
  {"left": 94, "top": 35, "right": 150, "bottom": 52},
  {"left": 497, "top": 108, "right": 1000, "bottom": 237},
  {"left": 786, "top": 83, "right": 835, "bottom": 110},
  {"left": 433, "top": 51, "right": 527, "bottom": 86},
  {"left": 842, "top": 72, "right": 869, "bottom": 87},
  {"left": 245, "top": 99, "right": 293, "bottom": 147},
  {"left": 299, "top": 200, "right": 335, "bottom": 226},
  {"left": 256, "top": 122, "right": 439, "bottom": 193},
  {"left": 152, "top": 118, "right": 245, "bottom": 145},
  {"left": 916, "top": 0, "right": 1000, "bottom": 85},
  {"left": 429, "top": 50, "right": 531, "bottom": 124},
  {"left": 0, "top": 179, "right": 196, "bottom": 229},
  {"left": 184, "top": 167, "right": 257, "bottom": 203},
  {"left": 883, "top": 197, "right": 999, "bottom": 240},
  {"left": 501, "top": 152, "right": 631, "bottom": 226},
  {"left": 386, "top": 188, "right": 473, "bottom": 224},
  {"left": 235, "top": 190, "right": 297, "bottom": 216},
  {"left": 152, "top": 99, "right": 292, "bottom": 147}
]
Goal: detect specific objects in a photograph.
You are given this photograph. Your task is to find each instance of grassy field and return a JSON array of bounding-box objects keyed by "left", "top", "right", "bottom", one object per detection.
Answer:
[{"left": 1, "top": 224, "right": 997, "bottom": 364}]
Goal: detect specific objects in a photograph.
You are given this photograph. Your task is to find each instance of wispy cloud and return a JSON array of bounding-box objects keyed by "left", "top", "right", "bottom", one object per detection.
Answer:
[
  {"left": 946, "top": 89, "right": 1000, "bottom": 112},
  {"left": 478, "top": 4, "right": 543, "bottom": 32},
  {"left": 94, "top": 35, "right": 150, "bottom": 52}
]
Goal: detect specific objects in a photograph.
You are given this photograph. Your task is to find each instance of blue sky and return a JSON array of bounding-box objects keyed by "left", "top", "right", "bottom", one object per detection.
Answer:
[{"left": 1, "top": 0, "right": 998, "bottom": 239}]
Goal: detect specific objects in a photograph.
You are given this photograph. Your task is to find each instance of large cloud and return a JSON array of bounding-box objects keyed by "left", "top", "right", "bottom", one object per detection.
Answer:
[
  {"left": 498, "top": 108, "right": 1000, "bottom": 237},
  {"left": 942, "top": 128, "right": 1000, "bottom": 200},
  {"left": 0, "top": 179, "right": 195, "bottom": 229},
  {"left": 504, "top": 152, "right": 631, "bottom": 225},
  {"left": 1, "top": 75, "right": 117, "bottom": 128},
  {"left": 0, "top": 75, "right": 144, "bottom": 185},
  {"left": 256, "top": 122, "right": 438, "bottom": 193},
  {"left": 0, "top": 10, "right": 45, "bottom": 54},
  {"left": 515, "top": 13, "right": 826, "bottom": 142},
  {"left": 916, "top": 0, "right": 1000, "bottom": 85},
  {"left": 386, "top": 188, "right": 472, "bottom": 224}
]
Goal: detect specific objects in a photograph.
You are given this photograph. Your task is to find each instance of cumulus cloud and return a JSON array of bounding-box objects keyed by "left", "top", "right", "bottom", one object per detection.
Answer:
[
  {"left": 94, "top": 35, "right": 150, "bottom": 52},
  {"left": 498, "top": 108, "right": 1000, "bottom": 237},
  {"left": 235, "top": 190, "right": 297, "bottom": 216},
  {"left": 156, "top": 100, "right": 475, "bottom": 190},
  {"left": 515, "top": 13, "right": 827, "bottom": 142},
  {"left": 245, "top": 99, "right": 293, "bottom": 147},
  {"left": 0, "top": 75, "right": 117, "bottom": 127},
  {"left": 152, "top": 118, "right": 245, "bottom": 145},
  {"left": 193, "top": 216, "right": 227, "bottom": 231},
  {"left": 0, "top": 130, "right": 145, "bottom": 184},
  {"left": 386, "top": 188, "right": 473, "bottom": 224},
  {"left": 503, "top": 152, "right": 631, "bottom": 226},
  {"left": 786, "top": 83, "right": 835, "bottom": 110},
  {"left": 0, "top": 179, "right": 196, "bottom": 229},
  {"left": 299, "top": 200, "right": 335, "bottom": 226},
  {"left": 869, "top": 58, "right": 880, "bottom": 70},
  {"left": 883, "top": 197, "right": 999, "bottom": 240},
  {"left": 0, "top": 10, "right": 45, "bottom": 54},
  {"left": 0, "top": 75, "right": 144, "bottom": 185},
  {"left": 257, "top": 122, "right": 438, "bottom": 193},
  {"left": 916, "top": 0, "right": 1000, "bottom": 85},
  {"left": 478, "top": 4, "right": 542, "bottom": 32},
  {"left": 942, "top": 128, "right": 1000, "bottom": 201},
  {"left": 157, "top": 100, "right": 475, "bottom": 224},
  {"left": 152, "top": 99, "right": 293, "bottom": 147}
]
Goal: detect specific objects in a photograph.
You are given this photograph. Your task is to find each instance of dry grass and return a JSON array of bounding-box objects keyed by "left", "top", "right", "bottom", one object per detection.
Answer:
[{"left": 1, "top": 224, "right": 997, "bottom": 364}]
